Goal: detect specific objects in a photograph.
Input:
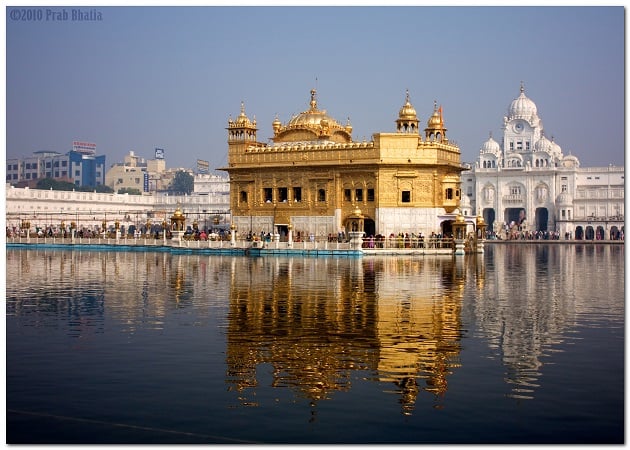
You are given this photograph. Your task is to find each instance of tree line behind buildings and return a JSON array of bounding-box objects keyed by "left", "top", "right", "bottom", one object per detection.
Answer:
[{"left": 35, "top": 170, "right": 194, "bottom": 195}]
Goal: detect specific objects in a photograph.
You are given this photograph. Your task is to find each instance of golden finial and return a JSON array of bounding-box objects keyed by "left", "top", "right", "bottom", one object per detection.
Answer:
[{"left": 345, "top": 117, "right": 353, "bottom": 134}]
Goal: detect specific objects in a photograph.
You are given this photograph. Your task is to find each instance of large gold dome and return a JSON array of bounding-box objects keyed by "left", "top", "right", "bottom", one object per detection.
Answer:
[{"left": 272, "top": 89, "right": 353, "bottom": 144}]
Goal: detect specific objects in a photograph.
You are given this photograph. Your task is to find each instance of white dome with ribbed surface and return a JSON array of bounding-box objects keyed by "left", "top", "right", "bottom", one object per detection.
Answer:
[
  {"left": 534, "top": 135, "right": 553, "bottom": 153},
  {"left": 508, "top": 83, "right": 538, "bottom": 121},
  {"left": 481, "top": 134, "right": 501, "bottom": 155}
]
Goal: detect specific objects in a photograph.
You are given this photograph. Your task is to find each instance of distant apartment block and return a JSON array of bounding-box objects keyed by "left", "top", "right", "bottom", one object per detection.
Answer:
[{"left": 7, "top": 143, "right": 106, "bottom": 188}]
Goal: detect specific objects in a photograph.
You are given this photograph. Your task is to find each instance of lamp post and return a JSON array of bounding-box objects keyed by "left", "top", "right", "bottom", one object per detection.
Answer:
[
  {"left": 169, "top": 206, "right": 186, "bottom": 243},
  {"left": 452, "top": 214, "right": 467, "bottom": 255},
  {"left": 347, "top": 206, "right": 365, "bottom": 250},
  {"left": 476, "top": 215, "right": 487, "bottom": 254}
]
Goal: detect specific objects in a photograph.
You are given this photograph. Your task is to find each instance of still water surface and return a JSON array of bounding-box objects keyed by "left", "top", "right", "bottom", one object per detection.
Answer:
[{"left": 5, "top": 244, "right": 624, "bottom": 444}]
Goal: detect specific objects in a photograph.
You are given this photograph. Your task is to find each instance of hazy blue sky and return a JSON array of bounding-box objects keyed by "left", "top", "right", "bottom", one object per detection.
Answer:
[{"left": 5, "top": 6, "right": 625, "bottom": 173}]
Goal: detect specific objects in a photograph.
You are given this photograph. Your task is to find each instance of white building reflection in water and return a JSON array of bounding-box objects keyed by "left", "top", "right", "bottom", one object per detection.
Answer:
[
  {"left": 6, "top": 244, "right": 624, "bottom": 415},
  {"left": 467, "top": 244, "right": 624, "bottom": 400}
]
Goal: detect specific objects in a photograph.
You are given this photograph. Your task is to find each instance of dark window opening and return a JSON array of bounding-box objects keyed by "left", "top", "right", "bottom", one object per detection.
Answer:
[
  {"left": 401, "top": 191, "right": 411, "bottom": 203},
  {"left": 293, "top": 187, "right": 302, "bottom": 202},
  {"left": 318, "top": 189, "right": 326, "bottom": 202},
  {"left": 344, "top": 189, "right": 352, "bottom": 202},
  {"left": 264, "top": 188, "right": 273, "bottom": 203},
  {"left": 355, "top": 188, "right": 363, "bottom": 202},
  {"left": 278, "top": 187, "right": 288, "bottom": 202},
  {"left": 367, "top": 188, "right": 375, "bottom": 202}
]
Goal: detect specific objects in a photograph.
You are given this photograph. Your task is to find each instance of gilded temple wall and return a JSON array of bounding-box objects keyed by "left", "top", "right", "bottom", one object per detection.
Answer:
[{"left": 223, "top": 90, "right": 464, "bottom": 238}]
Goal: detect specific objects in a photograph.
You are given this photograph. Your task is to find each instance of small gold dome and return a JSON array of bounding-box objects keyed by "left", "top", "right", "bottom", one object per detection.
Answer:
[
  {"left": 233, "top": 101, "right": 255, "bottom": 128},
  {"left": 426, "top": 101, "right": 444, "bottom": 129},
  {"left": 172, "top": 207, "right": 184, "bottom": 218},
  {"left": 272, "top": 115, "right": 282, "bottom": 133},
  {"left": 427, "top": 110, "right": 442, "bottom": 128},
  {"left": 399, "top": 90, "right": 418, "bottom": 120}
]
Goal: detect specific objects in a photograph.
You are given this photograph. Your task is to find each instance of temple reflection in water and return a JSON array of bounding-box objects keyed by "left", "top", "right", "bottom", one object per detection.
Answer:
[
  {"left": 225, "top": 256, "right": 467, "bottom": 415},
  {"left": 6, "top": 244, "right": 623, "bottom": 415}
]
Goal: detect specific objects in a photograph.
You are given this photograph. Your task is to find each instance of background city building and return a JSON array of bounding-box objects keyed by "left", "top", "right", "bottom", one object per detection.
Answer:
[
  {"left": 7, "top": 141, "right": 106, "bottom": 188},
  {"left": 6, "top": 146, "right": 230, "bottom": 235}
]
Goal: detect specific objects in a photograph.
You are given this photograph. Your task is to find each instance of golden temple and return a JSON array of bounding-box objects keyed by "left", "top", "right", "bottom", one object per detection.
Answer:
[{"left": 221, "top": 89, "right": 464, "bottom": 240}]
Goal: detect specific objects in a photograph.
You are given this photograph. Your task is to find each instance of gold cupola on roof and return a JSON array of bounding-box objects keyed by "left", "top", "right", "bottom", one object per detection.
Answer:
[
  {"left": 396, "top": 90, "right": 419, "bottom": 134},
  {"left": 234, "top": 101, "right": 256, "bottom": 128},
  {"left": 227, "top": 101, "right": 258, "bottom": 143},
  {"left": 427, "top": 101, "right": 443, "bottom": 128},
  {"left": 272, "top": 114, "right": 282, "bottom": 133},
  {"left": 345, "top": 117, "right": 353, "bottom": 135},
  {"left": 272, "top": 89, "right": 352, "bottom": 144},
  {"left": 398, "top": 90, "right": 418, "bottom": 120},
  {"left": 425, "top": 100, "right": 448, "bottom": 142}
]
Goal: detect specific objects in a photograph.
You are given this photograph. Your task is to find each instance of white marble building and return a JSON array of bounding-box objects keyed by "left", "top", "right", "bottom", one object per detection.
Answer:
[
  {"left": 461, "top": 84, "right": 624, "bottom": 240},
  {"left": 5, "top": 173, "right": 231, "bottom": 236}
]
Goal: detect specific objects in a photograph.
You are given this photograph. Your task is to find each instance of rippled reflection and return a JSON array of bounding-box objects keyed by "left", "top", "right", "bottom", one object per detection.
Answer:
[
  {"left": 469, "top": 244, "right": 624, "bottom": 400},
  {"left": 224, "top": 256, "right": 468, "bottom": 415},
  {"left": 6, "top": 244, "right": 624, "bottom": 416}
]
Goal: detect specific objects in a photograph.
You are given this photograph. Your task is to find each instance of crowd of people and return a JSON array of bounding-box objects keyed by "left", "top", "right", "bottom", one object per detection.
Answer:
[{"left": 8, "top": 223, "right": 623, "bottom": 242}]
